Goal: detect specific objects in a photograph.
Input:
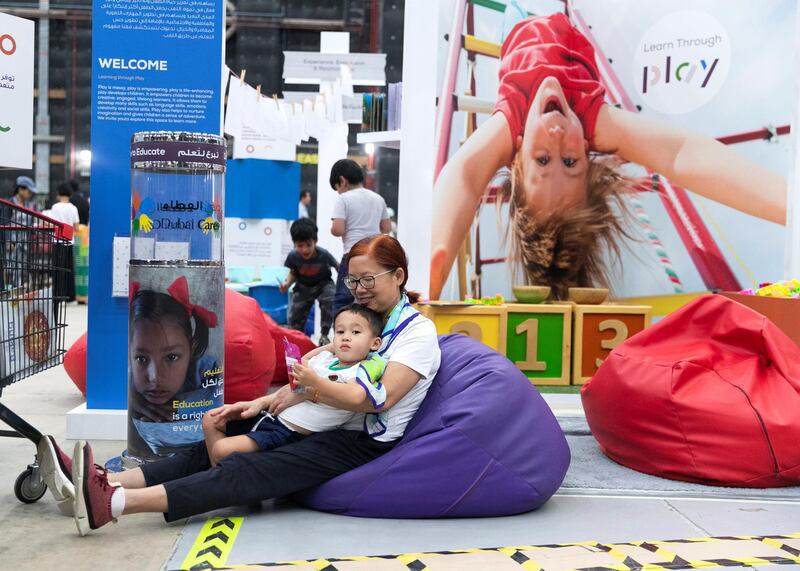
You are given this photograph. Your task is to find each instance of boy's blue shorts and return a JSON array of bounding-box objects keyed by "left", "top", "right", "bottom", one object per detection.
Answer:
[{"left": 246, "top": 413, "right": 305, "bottom": 451}]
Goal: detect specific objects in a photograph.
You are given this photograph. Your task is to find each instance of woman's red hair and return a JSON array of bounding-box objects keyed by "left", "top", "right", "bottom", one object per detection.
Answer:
[{"left": 348, "top": 235, "right": 420, "bottom": 303}]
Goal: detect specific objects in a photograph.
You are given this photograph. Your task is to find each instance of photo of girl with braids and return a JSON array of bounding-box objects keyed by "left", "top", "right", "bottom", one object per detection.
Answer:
[
  {"left": 128, "top": 275, "right": 222, "bottom": 459},
  {"left": 430, "top": 12, "right": 787, "bottom": 300}
]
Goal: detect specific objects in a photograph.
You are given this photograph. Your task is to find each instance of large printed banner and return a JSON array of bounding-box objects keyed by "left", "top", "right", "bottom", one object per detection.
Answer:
[
  {"left": 430, "top": 0, "right": 792, "bottom": 302},
  {"left": 0, "top": 12, "right": 33, "bottom": 169},
  {"left": 128, "top": 262, "right": 224, "bottom": 462},
  {"left": 88, "top": 0, "right": 224, "bottom": 409}
]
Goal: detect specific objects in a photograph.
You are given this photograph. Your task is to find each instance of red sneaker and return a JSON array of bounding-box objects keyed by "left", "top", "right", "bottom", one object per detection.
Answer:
[
  {"left": 73, "top": 441, "right": 118, "bottom": 536},
  {"left": 37, "top": 435, "right": 75, "bottom": 515}
]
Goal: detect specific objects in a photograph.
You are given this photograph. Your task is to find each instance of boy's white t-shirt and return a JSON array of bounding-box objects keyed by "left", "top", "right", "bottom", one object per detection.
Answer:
[
  {"left": 278, "top": 351, "right": 361, "bottom": 433},
  {"left": 331, "top": 187, "right": 389, "bottom": 253},
  {"left": 342, "top": 314, "right": 441, "bottom": 442},
  {"left": 48, "top": 201, "right": 80, "bottom": 243}
]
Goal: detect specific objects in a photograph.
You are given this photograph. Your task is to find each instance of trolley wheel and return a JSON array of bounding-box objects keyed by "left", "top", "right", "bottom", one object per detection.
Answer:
[{"left": 14, "top": 468, "right": 48, "bottom": 504}]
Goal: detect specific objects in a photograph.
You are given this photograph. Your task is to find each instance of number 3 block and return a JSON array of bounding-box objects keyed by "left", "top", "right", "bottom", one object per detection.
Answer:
[
  {"left": 572, "top": 304, "right": 652, "bottom": 384},
  {"left": 505, "top": 303, "right": 572, "bottom": 385}
]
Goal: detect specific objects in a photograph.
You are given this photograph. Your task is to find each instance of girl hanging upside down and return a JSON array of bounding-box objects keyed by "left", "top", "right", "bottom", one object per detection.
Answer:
[{"left": 430, "top": 13, "right": 786, "bottom": 300}]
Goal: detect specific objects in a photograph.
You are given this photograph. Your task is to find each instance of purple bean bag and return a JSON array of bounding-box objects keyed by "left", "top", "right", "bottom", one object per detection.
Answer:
[{"left": 294, "top": 334, "right": 570, "bottom": 517}]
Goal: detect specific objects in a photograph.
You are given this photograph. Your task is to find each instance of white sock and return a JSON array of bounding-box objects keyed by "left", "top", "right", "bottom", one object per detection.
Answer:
[{"left": 110, "top": 487, "right": 125, "bottom": 518}]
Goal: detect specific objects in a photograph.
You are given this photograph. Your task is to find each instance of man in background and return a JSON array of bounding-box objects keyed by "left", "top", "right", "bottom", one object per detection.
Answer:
[
  {"left": 3, "top": 176, "right": 40, "bottom": 288},
  {"left": 10, "top": 176, "right": 38, "bottom": 210}
]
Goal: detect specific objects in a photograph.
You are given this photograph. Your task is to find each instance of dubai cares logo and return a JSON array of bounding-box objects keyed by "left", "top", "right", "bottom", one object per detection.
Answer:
[{"left": 633, "top": 11, "right": 730, "bottom": 115}]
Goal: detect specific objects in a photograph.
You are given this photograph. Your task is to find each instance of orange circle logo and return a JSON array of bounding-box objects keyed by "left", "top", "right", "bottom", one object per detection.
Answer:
[
  {"left": 0, "top": 34, "right": 16, "bottom": 56},
  {"left": 23, "top": 310, "right": 51, "bottom": 362}
]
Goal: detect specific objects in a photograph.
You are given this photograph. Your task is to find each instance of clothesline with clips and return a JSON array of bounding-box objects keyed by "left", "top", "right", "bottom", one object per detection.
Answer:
[
  {"left": 226, "top": 65, "right": 355, "bottom": 105},
  {"left": 223, "top": 65, "right": 357, "bottom": 155}
]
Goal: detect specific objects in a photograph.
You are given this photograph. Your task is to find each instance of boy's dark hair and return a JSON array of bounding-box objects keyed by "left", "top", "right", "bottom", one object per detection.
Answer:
[
  {"left": 335, "top": 303, "right": 385, "bottom": 337},
  {"left": 56, "top": 182, "right": 72, "bottom": 198},
  {"left": 290, "top": 218, "right": 318, "bottom": 242},
  {"left": 329, "top": 159, "right": 364, "bottom": 189},
  {"left": 129, "top": 290, "right": 209, "bottom": 359},
  {"left": 299, "top": 190, "right": 311, "bottom": 200}
]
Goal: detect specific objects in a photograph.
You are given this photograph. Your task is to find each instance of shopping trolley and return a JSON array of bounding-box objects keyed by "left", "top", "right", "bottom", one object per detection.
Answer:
[{"left": 0, "top": 198, "right": 73, "bottom": 503}]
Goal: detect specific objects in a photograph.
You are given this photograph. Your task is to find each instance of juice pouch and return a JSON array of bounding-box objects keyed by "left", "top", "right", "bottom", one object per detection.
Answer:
[{"left": 283, "top": 337, "right": 305, "bottom": 393}]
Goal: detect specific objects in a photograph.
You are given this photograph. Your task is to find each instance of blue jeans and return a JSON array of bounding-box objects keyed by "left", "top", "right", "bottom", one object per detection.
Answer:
[{"left": 333, "top": 252, "right": 354, "bottom": 316}]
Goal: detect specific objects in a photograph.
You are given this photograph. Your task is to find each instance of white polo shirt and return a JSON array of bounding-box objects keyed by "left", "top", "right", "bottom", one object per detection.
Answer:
[{"left": 342, "top": 314, "right": 441, "bottom": 442}]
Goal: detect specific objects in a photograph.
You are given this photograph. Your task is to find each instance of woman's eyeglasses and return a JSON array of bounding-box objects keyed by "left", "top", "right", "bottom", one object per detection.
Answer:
[{"left": 343, "top": 269, "right": 395, "bottom": 290}]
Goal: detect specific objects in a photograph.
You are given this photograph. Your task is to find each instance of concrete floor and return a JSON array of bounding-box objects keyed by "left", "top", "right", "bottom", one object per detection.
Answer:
[
  {"left": 1, "top": 303, "right": 799, "bottom": 571},
  {"left": 164, "top": 496, "right": 800, "bottom": 569}
]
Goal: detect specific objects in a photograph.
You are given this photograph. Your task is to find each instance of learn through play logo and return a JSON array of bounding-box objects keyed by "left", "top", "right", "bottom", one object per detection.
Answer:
[{"left": 633, "top": 11, "right": 730, "bottom": 115}]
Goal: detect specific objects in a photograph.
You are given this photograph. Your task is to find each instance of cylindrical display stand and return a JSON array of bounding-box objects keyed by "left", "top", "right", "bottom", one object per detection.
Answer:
[
  {"left": 127, "top": 132, "right": 226, "bottom": 464},
  {"left": 130, "top": 132, "right": 225, "bottom": 261}
]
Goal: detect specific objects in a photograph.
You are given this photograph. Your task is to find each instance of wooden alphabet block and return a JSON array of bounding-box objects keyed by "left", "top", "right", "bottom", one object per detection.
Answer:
[
  {"left": 417, "top": 303, "right": 507, "bottom": 353},
  {"left": 505, "top": 303, "right": 572, "bottom": 385},
  {"left": 572, "top": 304, "right": 652, "bottom": 384}
]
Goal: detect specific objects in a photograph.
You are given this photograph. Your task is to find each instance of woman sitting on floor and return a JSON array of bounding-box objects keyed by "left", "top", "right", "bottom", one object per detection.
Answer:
[{"left": 47, "top": 235, "right": 441, "bottom": 534}]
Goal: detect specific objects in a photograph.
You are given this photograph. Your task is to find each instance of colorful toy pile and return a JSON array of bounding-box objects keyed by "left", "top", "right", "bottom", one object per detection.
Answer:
[
  {"left": 739, "top": 280, "right": 800, "bottom": 298},
  {"left": 464, "top": 294, "right": 505, "bottom": 305}
]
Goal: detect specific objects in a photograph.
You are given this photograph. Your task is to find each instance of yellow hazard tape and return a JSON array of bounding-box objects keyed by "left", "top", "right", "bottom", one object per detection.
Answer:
[
  {"left": 224, "top": 532, "right": 800, "bottom": 571},
  {"left": 180, "top": 516, "right": 244, "bottom": 570}
]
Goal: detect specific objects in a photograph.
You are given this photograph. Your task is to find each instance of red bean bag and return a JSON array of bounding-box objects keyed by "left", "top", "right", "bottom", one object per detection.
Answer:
[
  {"left": 62, "top": 289, "right": 279, "bottom": 403},
  {"left": 581, "top": 294, "right": 800, "bottom": 488},
  {"left": 63, "top": 331, "right": 88, "bottom": 395},
  {"left": 222, "top": 288, "right": 277, "bottom": 403},
  {"left": 261, "top": 312, "right": 317, "bottom": 383}
]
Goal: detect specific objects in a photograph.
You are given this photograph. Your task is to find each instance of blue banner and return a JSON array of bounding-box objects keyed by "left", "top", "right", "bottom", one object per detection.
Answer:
[
  {"left": 88, "top": 0, "right": 224, "bottom": 409},
  {"left": 225, "top": 159, "right": 300, "bottom": 220}
]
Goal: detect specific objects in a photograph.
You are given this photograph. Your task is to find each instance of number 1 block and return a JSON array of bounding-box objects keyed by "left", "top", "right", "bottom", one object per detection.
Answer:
[
  {"left": 505, "top": 303, "right": 572, "bottom": 385},
  {"left": 572, "top": 304, "right": 652, "bottom": 384}
]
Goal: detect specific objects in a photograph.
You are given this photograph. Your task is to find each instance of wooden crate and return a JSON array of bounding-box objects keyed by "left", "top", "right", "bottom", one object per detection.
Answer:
[{"left": 572, "top": 304, "right": 651, "bottom": 384}]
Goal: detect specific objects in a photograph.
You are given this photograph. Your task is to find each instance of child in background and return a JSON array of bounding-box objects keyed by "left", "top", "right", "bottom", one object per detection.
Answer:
[
  {"left": 203, "top": 304, "right": 387, "bottom": 465},
  {"left": 329, "top": 159, "right": 392, "bottom": 314},
  {"left": 280, "top": 218, "right": 339, "bottom": 345},
  {"left": 48, "top": 183, "right": 81, "bottom": 302},
  {"left": 430, "top": 13, "right": 787, "bottom": 300},
  {"left": 128, "top": 277, "right": 221, "bottom": 457},
  {"left": 49, "top": 182, "right": 81, "bottom": 232}
]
